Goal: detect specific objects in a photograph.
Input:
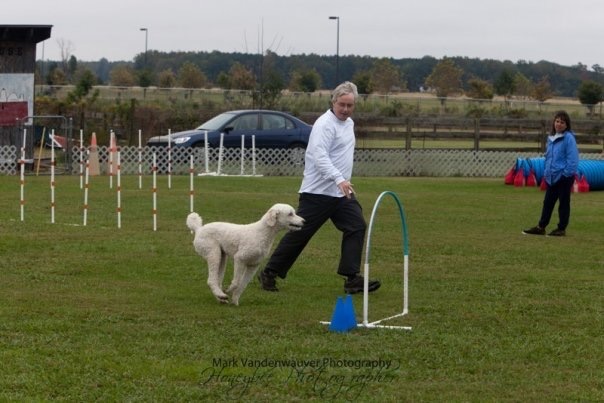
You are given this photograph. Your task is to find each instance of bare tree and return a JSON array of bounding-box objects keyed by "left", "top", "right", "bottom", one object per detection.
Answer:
[{"left": 56, "top": 38, "right": 75, "bottom": 76}]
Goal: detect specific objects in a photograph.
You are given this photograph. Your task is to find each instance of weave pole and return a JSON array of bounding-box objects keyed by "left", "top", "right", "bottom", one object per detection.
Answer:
[
  {"left": 83, "top": 153, "right": 90, "bottom": 226},
  {"left": 321, "top": 191, "right": 411, "bottom": 331},
  {"left": 138, "top": 129, "right": 143, "bottom": 189},
  {"left": 152, "top": 153, "right": 157, "bottom": 231},
  {"left": 116, "top": 150, "right": 122, "bottom": 229},
  {"left": 19, "top": 129, "right": 26, "bottom": 221},
  {"left": 108, "top": 130, "right": 115, "bottom": 189},
  {"left": 35, "top": 127, "right": 45, "bottom": 176},
  {"left": 50, "top": 129, "right": 56, "bottom": 224},
  {"left": 79, "top": 129, "right": 84, "bottom": 189},
  {"left": 189, "top": 154, "right": 194, "bottom": 213}
]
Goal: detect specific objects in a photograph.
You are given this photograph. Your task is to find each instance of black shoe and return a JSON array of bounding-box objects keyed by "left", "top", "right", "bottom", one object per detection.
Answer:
[
  {"left": 522, "top": 226, "right": 545, "bottom": 235},
  {"left": 344, "top": 275, "right": 381, "bottom": 294},
  {"left": 258, "top": 270, "right": 278, "bottom": 292},
  {"left": 548, "top": 228, "right": 566, "bottom": 237}
]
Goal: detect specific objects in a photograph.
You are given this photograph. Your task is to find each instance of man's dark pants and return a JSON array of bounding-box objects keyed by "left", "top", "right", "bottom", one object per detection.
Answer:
[{"left": 264, "top": 192, "right": 366, "bottom": 279}]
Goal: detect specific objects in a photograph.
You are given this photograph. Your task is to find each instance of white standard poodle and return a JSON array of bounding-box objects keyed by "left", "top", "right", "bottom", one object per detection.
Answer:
[{"left": 186, "top": 203, "right": 304, "bottom": 305}]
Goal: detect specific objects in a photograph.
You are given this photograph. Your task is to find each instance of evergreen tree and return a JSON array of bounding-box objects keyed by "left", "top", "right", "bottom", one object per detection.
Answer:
[{"left": 577, "top": 80, "right": 603, "bottom": 116}]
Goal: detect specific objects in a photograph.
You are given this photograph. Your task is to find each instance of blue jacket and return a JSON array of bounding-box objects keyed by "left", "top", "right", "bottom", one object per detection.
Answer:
[{"left": 543, "top": 130, "right": 579, "bottom": 185}]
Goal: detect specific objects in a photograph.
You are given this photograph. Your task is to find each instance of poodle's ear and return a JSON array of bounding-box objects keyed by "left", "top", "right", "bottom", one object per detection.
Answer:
[{"left": 266, "top": 207, "right": 278, "bottom": 227}]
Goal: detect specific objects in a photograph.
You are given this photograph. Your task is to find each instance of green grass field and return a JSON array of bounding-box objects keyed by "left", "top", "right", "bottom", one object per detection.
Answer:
[{"left": 1, "top": 174, "right": 603, "bottom": 401}]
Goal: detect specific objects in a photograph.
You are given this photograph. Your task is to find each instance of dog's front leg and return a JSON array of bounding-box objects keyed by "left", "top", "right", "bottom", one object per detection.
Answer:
[
  {"left": 228, "top": 264, "right": 259, "bottom": 306},
  {"left": 226, "top": 259, "right": 244, "bottom": 293},
  {"left": 227, "top": 259, "right": 252, "bottom": 305}
]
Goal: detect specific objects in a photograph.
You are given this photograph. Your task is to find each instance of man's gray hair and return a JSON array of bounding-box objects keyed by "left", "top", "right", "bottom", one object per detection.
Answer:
[{"left": 331, "top": 81, "right": 358, "bottom": 103}]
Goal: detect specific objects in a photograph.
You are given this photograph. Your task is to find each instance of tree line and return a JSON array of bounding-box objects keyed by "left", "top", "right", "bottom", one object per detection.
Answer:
[{"left": 37, "top": 49, "right": 604, "bottom": 110}]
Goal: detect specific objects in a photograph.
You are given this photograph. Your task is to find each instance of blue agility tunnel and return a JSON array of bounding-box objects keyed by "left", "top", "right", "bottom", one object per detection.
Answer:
[{"left": 513, "top": 157, "right": 604, "bottom": 190}]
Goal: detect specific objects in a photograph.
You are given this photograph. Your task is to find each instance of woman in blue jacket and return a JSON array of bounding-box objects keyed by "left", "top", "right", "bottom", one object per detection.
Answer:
[{"left": 523, "top": 110, "right": 579, "bottom": 236}]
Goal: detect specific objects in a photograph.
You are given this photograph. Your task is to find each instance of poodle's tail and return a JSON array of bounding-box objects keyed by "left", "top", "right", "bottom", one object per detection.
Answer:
[{"left": 186, "top": 212, "right": 203, "bottom": 233}]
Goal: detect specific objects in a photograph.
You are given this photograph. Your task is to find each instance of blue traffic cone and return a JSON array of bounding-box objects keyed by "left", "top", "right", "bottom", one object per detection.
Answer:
[
  {"left": 329, "top": 295, "right": 357, "bottom": 332},
  {"left": 342, "top": 295, "right": 358, "bottom": 329}
]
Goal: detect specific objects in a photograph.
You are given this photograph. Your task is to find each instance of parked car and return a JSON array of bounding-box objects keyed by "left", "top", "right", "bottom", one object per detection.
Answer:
[{"left": 146, "top": 110, "right": 312, "bottom": 153}]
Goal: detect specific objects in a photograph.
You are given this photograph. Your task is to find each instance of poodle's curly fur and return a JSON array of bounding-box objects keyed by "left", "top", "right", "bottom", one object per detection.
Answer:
[{"left": 186, "top": 203, "right": 304, "bottom": 305}]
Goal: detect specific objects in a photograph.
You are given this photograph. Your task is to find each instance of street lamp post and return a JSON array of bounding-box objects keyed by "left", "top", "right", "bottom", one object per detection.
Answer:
[
  {"left": 139, "top": 28, "right": 148, "bottom": 65},
  {"left": 329, "top": 16, "right": 340, "bottom": 85}
]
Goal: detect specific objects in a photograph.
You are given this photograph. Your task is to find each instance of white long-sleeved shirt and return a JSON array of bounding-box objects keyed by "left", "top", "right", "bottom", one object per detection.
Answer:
[{"left": 299, "top": 109, "right": 355, "bottom": 197}]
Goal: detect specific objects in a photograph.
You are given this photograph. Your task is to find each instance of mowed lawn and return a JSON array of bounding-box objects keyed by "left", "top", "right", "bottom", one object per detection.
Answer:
[{"left": 0, "top": 174, "right": 602, "bottom": 402}]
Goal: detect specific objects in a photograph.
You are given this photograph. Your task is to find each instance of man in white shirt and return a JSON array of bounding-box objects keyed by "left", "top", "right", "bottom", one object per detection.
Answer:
[{"left": 258, "top": 81, "right": 381, "bottom": 294}]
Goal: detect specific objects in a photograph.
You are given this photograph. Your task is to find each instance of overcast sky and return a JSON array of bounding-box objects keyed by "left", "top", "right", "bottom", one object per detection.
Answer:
[{"left": 7, "top": 0, "right": 604, "bottom": 69}]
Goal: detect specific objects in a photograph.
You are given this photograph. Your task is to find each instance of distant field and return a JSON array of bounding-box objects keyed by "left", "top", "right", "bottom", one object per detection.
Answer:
[
  {"left": 29, "top": 85, "right": 604, "bottom": 159},
  {"left": 37, "top": 85, "right": 594, "bottom": 118}
]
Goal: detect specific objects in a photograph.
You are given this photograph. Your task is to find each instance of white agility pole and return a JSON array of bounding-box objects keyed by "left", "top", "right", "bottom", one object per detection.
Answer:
[
  {"left": 197, "top": 130, "right": 217, "bottom": 176},
  {"left": 216, "top": 132, "right": 224, "bottom": 175},
  {"left": 189, "top": 154, "right": 194, "bottom": 213},
  {"left": 252, "top": 135, "right": 257, "bottom": 176},
  {"left": 108, "top": 130, "right": 115, "bottom": 189},
  {"left": 167, "top": 129, "right": 172, "bottom": 189},
  {"left": 83, "top": 153, "right": 90, "bottom": 226},
  {"left": 321, "top": 190, "right": 411, "bottom": 331},
  {"left": 204, "top": 130, "right": 210, "bottom": 173},
  {"left": 19, "top": 128, "right": 26, "bottom": 221},
  {"left": 116, "top": 150, "right": 122, "bottom": 229},
  {"left": 152, "top": 152, "right": 157, "bottom": 231},
  {"left": 50, "top": 129, "right": 56, "bottom": 224},
  {"left": 79, "top": 129, "right": 84, "bottom": 189},
  {"left": 35, "top": 127, "right": 45, "bottom": 176},
  {"left": 138, "top": 129, "right": 143, "bottom": 189}
]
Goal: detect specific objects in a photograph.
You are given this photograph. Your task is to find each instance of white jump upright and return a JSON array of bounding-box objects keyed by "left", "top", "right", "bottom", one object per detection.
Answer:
[
  {"left": 198, "top": 133, "right": 261, "bottom": 177},
  {"left": 321, "top": 190, "right": 411, "bottom": 331},
  {"left": 361, "top": 191, "right": 411, "bottom": 330},
  {"left": 197, "top": 130, "right": 217, "bottom": 176}
]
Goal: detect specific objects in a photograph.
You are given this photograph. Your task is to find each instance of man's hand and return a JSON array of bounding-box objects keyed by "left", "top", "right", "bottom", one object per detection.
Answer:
[{"left": 338, "top": 181, "right": 355, "bottom": 199}]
